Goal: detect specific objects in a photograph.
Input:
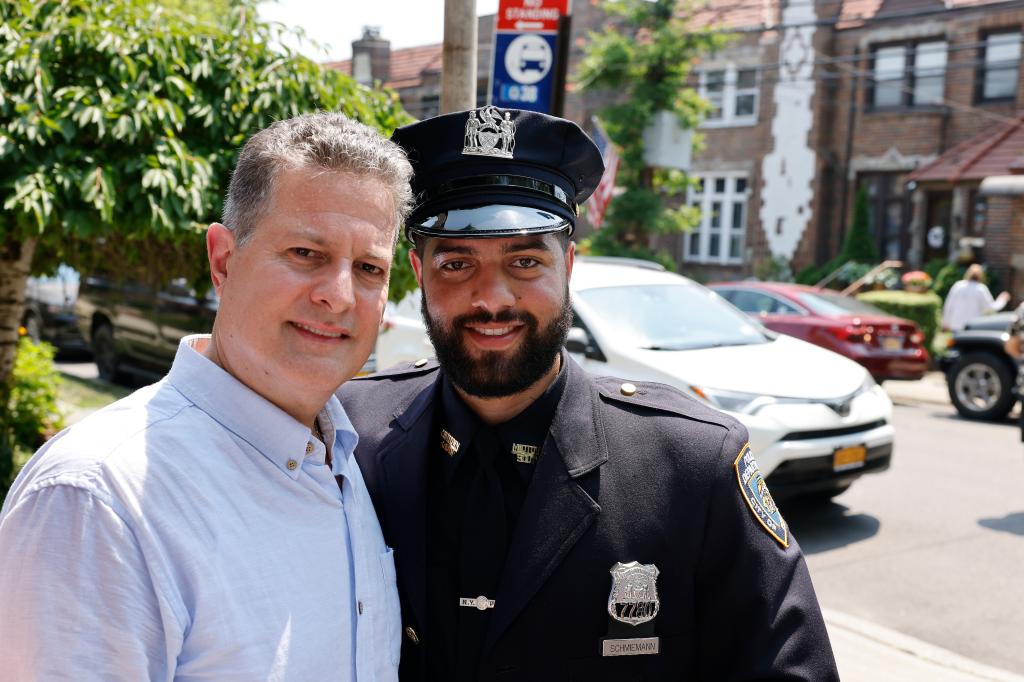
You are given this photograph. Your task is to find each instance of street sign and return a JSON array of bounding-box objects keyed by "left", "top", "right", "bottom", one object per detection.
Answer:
[
  {"left": 491, "top": 32, "right": 559, "bottom": 112},
  {"left": 496, "top": 0, "right": 571, "bottom": 32},
  {"left": 490, "top": 0, "right": 571, "bottom": 114}
]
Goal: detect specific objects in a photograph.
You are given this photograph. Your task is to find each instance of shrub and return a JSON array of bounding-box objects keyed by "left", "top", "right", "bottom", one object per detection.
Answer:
[
  {"left": 856, "top": 290, "right": 942, "bottom": 352},
  {"left": 933, "top": 262, "right": 967, "bottom": 301},
  {"left": 6, "top": 338, "right": 64, "bottom": 455}
]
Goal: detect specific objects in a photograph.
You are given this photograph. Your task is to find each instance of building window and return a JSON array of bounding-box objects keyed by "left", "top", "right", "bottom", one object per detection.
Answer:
[
  {"left": 978, "top": 31, "right": 1021, "bottom": 102},
  {"left": 869, "top": 40, "right": 947, "bottom": 108},
  {"left": 699, "top": 66, "right": 758, "bottom": 126},
  {"left": 684, "top": 174, "right": 748, "bottom": 264},
  {"left": 857, "top": 173, "right": 910, "bottom": 261}
]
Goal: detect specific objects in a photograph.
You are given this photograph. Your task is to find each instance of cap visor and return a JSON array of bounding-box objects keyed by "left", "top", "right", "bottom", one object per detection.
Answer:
[{"left": 407, "top": 204, "right": 571, "bottom": 238}]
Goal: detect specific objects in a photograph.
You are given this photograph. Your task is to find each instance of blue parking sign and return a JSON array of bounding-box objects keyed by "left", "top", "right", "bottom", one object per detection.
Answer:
[{"left": 490, "top": 32, "right": 559, "bottom": 113}]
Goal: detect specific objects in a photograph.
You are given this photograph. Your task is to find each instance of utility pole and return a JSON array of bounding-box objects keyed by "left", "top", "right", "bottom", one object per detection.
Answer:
[{"left": 442, "top": 0, "right": 477, "bottom": 113}]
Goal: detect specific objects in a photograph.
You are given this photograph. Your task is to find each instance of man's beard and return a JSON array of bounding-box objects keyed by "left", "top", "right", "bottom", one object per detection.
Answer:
[{"left": 421, "top": 287, "right": 573, "bottom": 398}]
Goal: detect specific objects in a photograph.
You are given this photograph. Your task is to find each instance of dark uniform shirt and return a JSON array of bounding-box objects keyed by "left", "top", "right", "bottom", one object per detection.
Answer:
[{"left": 425, "top": 363, "right": 567, "bottom": 682}]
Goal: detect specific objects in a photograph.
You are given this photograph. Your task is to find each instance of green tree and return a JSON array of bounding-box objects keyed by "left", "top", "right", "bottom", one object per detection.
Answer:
[
  {"left": 574, "top": 0, "right": 727, "bottom": 265},
  {"left": 843, "top": 186, "right": 879, "bottom": 263},
  {"left": 0, "top": 0, "right": 412, "bottom": 489},
  {"left": 159, "top": 0, "right": 234, "bottom": 27}
]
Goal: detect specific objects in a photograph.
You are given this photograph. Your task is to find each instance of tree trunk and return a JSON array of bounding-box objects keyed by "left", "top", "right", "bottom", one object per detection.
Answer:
[
  {"left": 0, "top": 235, "right": 35, "bottom": 494},
  {"left": 1, "top": 235, "right": 36, "bottom": 393}
]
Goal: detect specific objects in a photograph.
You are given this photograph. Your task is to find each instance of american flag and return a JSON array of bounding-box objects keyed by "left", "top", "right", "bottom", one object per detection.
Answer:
[{"left": 585, "top": 117, "right": 620, "bottom": 230}]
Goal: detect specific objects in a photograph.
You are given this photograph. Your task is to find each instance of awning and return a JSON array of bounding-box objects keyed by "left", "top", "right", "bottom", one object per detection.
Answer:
[{"left": 979, "top": 175, "right": 1024, "bottom": 196}]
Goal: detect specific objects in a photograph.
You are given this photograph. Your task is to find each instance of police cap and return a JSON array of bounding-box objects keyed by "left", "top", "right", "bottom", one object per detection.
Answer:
[{"left": 390, "top": 106, "right": 604, "bottom": 240}]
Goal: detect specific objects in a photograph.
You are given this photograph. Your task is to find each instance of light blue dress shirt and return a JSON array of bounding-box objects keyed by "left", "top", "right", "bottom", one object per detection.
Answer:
[{"left": 0, "top": 335, "right": 400, "bottom": 681}]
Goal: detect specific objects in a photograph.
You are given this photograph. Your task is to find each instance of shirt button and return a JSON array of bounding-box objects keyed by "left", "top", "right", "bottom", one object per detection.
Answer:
[
  {"left": 287, "top": 459, "right": 298, "bottom": 471},
  {"left": 305, "top": 442, "right": 313, "bottom": 455},
  {"left": 404, "top": 626, "right": 419, "bottom": 644},
  {"left": 358, "top": 601, "right": 364, "bottom": 615}
]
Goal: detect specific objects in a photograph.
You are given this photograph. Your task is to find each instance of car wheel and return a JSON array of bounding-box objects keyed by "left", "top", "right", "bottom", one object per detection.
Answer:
[
  {"left": 22, "top": 313, "right": 42, "bottom": 343},
  {"left": 947, "top": 351, "right": 1015, "bottom": 421},
  {"left": 92, "top": 323, "right": 125, "bottom": 384}
]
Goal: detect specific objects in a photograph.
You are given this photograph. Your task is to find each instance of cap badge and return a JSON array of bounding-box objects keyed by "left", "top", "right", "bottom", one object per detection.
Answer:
[
  {"left": 463, "top": 105, "right": 516, "bottom": 159},
  {"left": 607, "top": 561, "right": 660, "bottom": 626}
]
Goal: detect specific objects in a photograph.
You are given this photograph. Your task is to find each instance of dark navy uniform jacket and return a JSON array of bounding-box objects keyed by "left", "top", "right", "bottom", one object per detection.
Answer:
[{"left": 337, "top": 354, "right": 839, "bottom": 681}]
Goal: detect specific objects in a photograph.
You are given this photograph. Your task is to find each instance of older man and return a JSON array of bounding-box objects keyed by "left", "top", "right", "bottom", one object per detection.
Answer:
[
  {"left": 0, "top": 113, "right": 411, "bottom": 681},
  {"left": 338, "top": 107, "right": 838, "bottom": 681}
]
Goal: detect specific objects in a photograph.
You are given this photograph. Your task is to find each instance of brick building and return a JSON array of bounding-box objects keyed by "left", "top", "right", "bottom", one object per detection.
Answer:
[
  {"left": 327, "top": 1, "right": 1024, "bottom": 292},
  {"left": 563, "top": 0, "right": 1024, "bottom": 289}
]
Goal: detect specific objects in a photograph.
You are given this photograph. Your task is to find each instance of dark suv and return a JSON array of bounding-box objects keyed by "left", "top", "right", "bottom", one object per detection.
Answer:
[
  {"left": 75, "top": 277, "right": 217, "bottom": 383},
  {"left": 940, "top": 312, "right": 1019, "bottom": 420}
]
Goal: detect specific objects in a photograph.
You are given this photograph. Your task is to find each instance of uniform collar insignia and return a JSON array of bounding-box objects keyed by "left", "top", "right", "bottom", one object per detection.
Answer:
[
  {"left": 440, "top": 428, "right": 460, "bottom": 457},
  {"left": 463, "top": 105, "right": 516, "bottom": 159},
  {"left": 511, "top": 443, "right": 538, "bottom": 464}
]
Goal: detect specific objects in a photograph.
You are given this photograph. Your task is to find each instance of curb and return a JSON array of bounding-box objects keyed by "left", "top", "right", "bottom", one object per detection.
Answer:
[{"left": 824, "top": 609, "right": 1024, "bottom": 681}]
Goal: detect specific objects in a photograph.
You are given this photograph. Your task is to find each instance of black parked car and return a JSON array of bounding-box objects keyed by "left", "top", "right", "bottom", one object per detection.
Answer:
[
  {"left": 22, "top": 266, "right": 89, "bottom": 353},
  {"left": 75, "top": 275, "right": 377, "bottom": 385},
  {"left": 75, "top": 276, "right": 217, "bottom": 384},
  {"left": 940, "top": 312, "right": 1019, "bottom": 420}
]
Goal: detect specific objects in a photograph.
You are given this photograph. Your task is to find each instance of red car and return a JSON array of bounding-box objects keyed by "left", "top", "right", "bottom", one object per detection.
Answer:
[{"left": 708, "top": 281, "right": 930, "bottom": 381}]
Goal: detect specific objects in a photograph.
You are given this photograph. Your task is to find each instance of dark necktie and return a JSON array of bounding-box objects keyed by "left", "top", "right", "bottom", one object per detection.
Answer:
[{"left": 455, "top": 429, "right": 507, "bottom": 681}]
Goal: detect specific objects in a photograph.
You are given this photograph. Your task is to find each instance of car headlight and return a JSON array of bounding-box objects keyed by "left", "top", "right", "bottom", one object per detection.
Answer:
[{"left": 690, "top": 385, "right": 775, "bottom": 414}]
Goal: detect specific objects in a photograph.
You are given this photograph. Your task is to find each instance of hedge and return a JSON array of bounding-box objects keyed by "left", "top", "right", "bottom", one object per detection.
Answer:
[{"left": 856, "top": 290, "right": 942, "bottom": 353}]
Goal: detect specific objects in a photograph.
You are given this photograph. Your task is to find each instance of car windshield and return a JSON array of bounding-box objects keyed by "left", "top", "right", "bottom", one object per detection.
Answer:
[
  {"left": 576, "top": 283, "right": 770, "bottom": 350},
  {"left": 796, "top": 290, "right": 886, "bottom": 316}
]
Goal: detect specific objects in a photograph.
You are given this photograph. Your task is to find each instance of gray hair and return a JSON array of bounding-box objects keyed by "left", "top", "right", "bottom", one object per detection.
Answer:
[{"left": 222, "top": 112, "right": 414, "bottom": 246}]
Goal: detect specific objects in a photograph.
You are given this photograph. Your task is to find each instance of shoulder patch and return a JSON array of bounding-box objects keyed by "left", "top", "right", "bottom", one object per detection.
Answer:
[{"left": 734, "top": 443, "right": 789, "bottom": 548}]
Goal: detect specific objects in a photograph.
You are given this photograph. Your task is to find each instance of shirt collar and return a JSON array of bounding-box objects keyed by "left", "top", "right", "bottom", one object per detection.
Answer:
[
  {"left": 494, "top": 356, "right": 567, "bottom": 479},
  {"left": 437, "top": 373, "right": 481, "bottom": 480},
  {"left": 166, "top": 335, "right": 359, "bottom": 480},
  {"left": 437, "top": 354, "right": 567, "bottom": 482}
]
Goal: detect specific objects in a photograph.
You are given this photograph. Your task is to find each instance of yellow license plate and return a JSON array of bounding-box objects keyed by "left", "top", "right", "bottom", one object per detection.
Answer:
[
  {"left": 833, "top": 445, "right": 867, "bottom": 471},
  {"left": 880, "top": 336, "right": 902, "bottom": 351}
]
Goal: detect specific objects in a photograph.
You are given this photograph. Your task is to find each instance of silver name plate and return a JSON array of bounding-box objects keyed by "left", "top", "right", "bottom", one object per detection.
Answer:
[{"left": 601, "top": 637, "right": 660, "bottom": 657}]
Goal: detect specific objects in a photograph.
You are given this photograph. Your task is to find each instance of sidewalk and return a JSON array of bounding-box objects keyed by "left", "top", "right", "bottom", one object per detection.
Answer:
[
  {"left": 881, "top": 371, "right": 950, "bottom": 406},
  {"left": 825, "top": 610, "right": 1024, "bottom": 681}
]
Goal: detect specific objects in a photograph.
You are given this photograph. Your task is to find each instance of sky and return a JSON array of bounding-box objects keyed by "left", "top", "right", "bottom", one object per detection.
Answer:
[{"left": 258, "top": 0, "right": 500, "bottom": 63}]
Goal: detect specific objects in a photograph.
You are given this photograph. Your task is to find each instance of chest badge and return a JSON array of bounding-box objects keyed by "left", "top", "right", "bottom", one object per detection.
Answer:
[
  {"left": 511, "top": 443, "right": 538, "bottom": 464},
  {"left": 463, "top": 105, "right": 515, "bottom": 159},
  {"left": 440, "top": 429, "right": 460, "bottom": 457},
  {"left": 607, "top": 561, "right": 660, "bottom": 626}
]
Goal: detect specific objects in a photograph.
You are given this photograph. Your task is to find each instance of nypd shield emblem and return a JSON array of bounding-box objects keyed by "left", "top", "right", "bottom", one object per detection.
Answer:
[
  {"left": 463, "top": 105, "right": 516, "bottom": 159},
  {"left": 607, "top": 562, "right": 660, "bottom": 626},
  {"left": 734, "top": 443, "right": 789, "bottom": 547}
]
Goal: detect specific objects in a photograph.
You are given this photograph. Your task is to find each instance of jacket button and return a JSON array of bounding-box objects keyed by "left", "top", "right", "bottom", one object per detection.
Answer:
[
  {"left": 414, "top": 358, "right": 429, "bottom": 368},
  {"left": 404, "top": 626, "right": 419, "bottom": 644},
  {"left": 620, "top": 382, "right": 637, "bottom": 396}
]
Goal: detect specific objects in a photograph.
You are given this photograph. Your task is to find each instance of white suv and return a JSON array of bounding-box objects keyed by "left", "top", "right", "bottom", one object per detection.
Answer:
[{"left": 376, "top": 257, "right": 894, "bottom": 501}]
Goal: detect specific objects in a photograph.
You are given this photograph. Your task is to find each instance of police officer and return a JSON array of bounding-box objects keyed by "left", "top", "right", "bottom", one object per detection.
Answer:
[{"left": 337, "top": 106, "right": 838, "bottom": 681}]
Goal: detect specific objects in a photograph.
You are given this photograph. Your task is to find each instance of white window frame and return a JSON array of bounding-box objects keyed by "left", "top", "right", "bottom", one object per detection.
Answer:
[
  {"left": 980, "top": 31, "right": 1021, "bottom": 102},
  {"left": 683, "top": 172, "right": 749, "bottom": 265},
  {"left": 698, "top": 65, "right": 759, "bottom": 128}
]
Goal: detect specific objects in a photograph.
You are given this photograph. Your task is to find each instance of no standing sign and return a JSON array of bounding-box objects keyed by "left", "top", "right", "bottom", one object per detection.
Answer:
[{"left": 490, "top": 0, "right": 571, "bottom": 114}]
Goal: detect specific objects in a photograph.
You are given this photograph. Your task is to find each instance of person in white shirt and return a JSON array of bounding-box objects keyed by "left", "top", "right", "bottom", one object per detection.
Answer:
[
  {"left": 941, "top": 264, "right": 1011, "bottom": 331},
  {"left": 0, "top": 112, "right": 413, "bottom": 681}
]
